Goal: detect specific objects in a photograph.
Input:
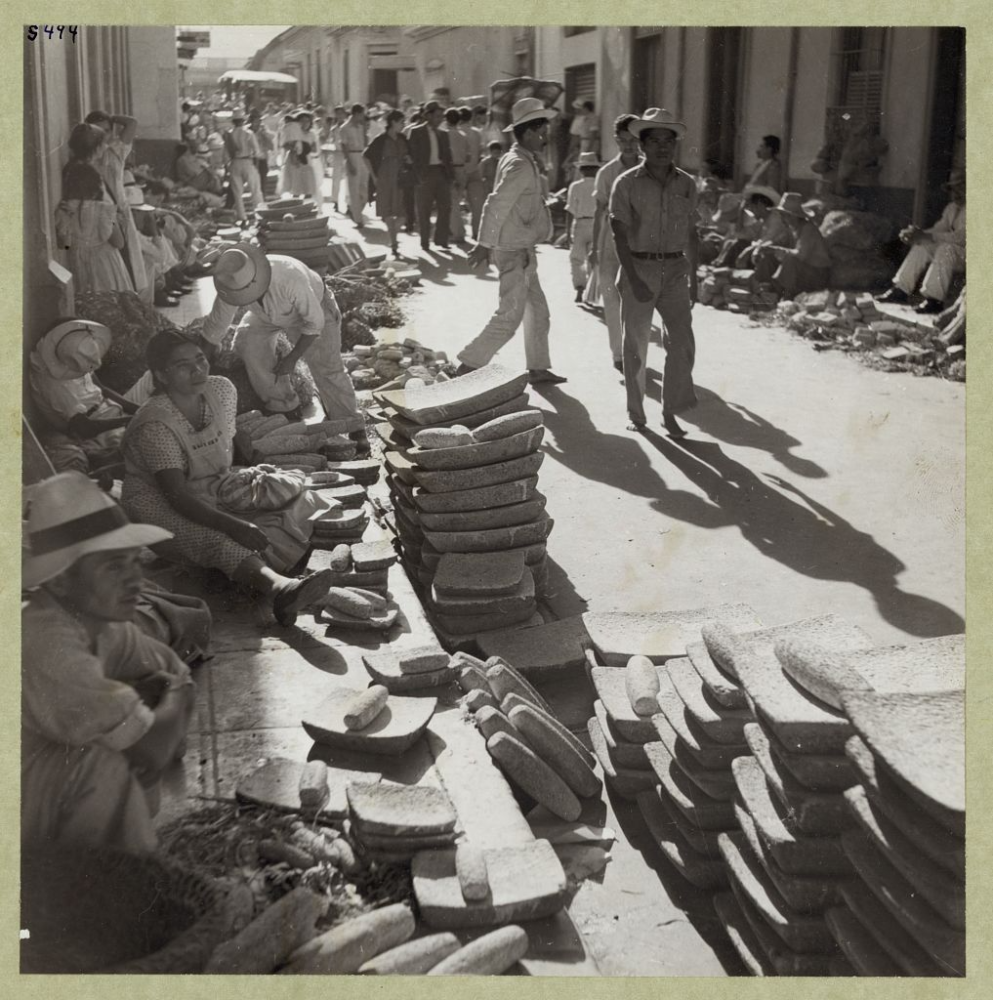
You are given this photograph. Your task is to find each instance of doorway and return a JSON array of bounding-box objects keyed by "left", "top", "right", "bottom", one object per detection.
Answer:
[{"left": 704, "top": 27, "right": 742, "bottom": 176}]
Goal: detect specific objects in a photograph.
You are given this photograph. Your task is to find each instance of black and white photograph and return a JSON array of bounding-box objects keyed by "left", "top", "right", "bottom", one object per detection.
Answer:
[{"left": 19, "top": 18, "right": 971, "bottom": 979}]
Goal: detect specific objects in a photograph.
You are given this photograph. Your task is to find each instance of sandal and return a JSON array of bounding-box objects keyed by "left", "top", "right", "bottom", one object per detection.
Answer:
[{"left": 273, "top": 568, "right": 333, "bottom": 627}]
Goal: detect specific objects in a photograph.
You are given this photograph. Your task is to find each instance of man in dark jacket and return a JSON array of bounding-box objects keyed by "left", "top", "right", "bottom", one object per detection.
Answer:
[{"left": 407, "top": 101, "right": 453, "bottom": 250}]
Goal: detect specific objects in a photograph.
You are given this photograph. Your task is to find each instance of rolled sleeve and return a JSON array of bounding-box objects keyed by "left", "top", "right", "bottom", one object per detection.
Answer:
[{"left": 609, "top": 175, "right": 633, "bottom": 229}]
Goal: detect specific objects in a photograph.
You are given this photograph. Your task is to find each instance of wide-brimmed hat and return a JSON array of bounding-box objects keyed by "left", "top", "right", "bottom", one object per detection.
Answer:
[
  {"left": 503, "top": 97, "right": 558, "bottom": 132},
  {"left": 577, "top": 151, "right": 602, "bottom": 168},
  {"left": 742, "top": 183, "right": 781, "bottom": 206},
  {"left": 35, "top": 320, "right": 112, "bottom": 381},
  {"left": 212, "top": 243, "right": 272, "bottom": 306},
  {"left": 23, "top": 472, "right": 172, "bottom": 589},
  {"left": 773, "top": 192, "right": 815, "bottom": 220},
  {"left": 629, "top": 108, "right": 686, "bottom": 139}
]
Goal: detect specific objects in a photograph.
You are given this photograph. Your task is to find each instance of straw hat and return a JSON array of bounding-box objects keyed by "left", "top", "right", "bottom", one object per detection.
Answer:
[
  {"left": 35, "top": 320, "right": 112, "bottom": 381},
  {"left": 23, "top": 472, "right": 172, "bottom": 589},
  {"left": 503, "top": 97, "right": 558, "bottom": 132},
  {"left": 577, "top": 151, "right": 602, "bottom": 168},
  {"left": 773, "top": 192, "right": 815, "bottom": 220},
  {"left": 629, "top": 108, "right": 686, "bottom": 139},
  {"left": 743, "top": 183, "right": 781, "bottom": 206},
  {"left": 212, "top": 243, "right": 272, "bottom": 306}
]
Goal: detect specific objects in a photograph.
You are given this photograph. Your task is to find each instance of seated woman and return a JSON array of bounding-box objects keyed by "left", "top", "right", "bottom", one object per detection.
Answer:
[
  {"left": 28, "top": 319, "right": 135, "bottom": 477},
  {"left": 120, "top": 331, "right": 333, "bottom": 625}
]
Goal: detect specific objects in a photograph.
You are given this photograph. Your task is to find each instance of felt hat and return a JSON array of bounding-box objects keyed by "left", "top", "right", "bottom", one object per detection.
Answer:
[
  {"left": 23, "top": 472, "right": 172, "bottom": 589},
  {"left": 503, "top": 97, "right": 558, "bottom": 132},
  {"left": 577, "top": 151, "right": 602, "bottom": 168},
  {"left": 629, "top": 108, "right": 686, "bottom": 139},
  {"left": 212, "top": 243, "right": 272, "bottom": 306},
  {"left": 773, "top": 191, "right": 814, "bottom": 220},
  {"left": 36, "top": 320, "right": 112, "bottom": 381}
]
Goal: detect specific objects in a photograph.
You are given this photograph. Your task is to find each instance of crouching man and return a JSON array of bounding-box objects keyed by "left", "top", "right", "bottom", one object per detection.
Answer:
[{"left": 22, "top": 472, "right": 196, "bottom": 854}]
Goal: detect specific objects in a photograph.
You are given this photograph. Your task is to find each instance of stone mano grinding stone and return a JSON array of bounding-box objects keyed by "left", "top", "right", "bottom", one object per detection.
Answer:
[
  {"left": 718, "top": 832, "right": 839, "bottom": 954},
  {"left": 642, "top": 740, "right": 737, "bottom": 830},
  {"left": 778, "top": 633, "right": 965, "bottom": 711},
  {"left": 592, "top": 700, "right": 650, "bottom": 769},
  {"left": 379, "top": 364, "right": 529, "bottom": 424},
  {"left": 587, "top": 717, "right": 656, "bottom": 799},
  {"left": 407, "top": 425, "right": 544, "bottom": 471},
  {"left": 418, "top": 495, "right": 547, "bottom": 533},
  {"left": 712, "top": 891, "right": 777, "bottom": 977},
  {"left": 825, "top": 906, "right": 906, "bottom": 977},
  {"left": 433, "top": 550, "right": 527, "bottom": 597},
  {"left": 509, "top": 704, "right": 602, "bottom": 799},
  {"left": 236, "top": 757, "right": 382, "bottom": 819},
  {"left": 647, "top": 715, "right": 739, "bottom": 800},
  {"left": 731, "top": 756, "right": 850, "bottom": 875},
  {"left": 362, "top": 650, "right": 456, "bottom": 694},
  {"left": 473, "top": 409, "right": 544, "bottom": 442},
  {"left": 684, "top": 640, "right": 749, "bottom": 710},
  {"left": 654, "top": 673, "right": 749, "bottom": 768},
  {"left": 590, "top": 668, "right": 657, "bottom": 743},
  {"left": 476, "top": 615, "right": 592, "bottom": 678},
  {"left": 583, "top": 603, "right": 761, "bottom": 666},
  {"left": 841, "top": 829, "right": 965, "bottom": 973},
  {"left": 666, "top": 657, "right": 753, "bottom": 744},
  {"left": 413, "top": 475, "right": 539, "bottom": 513},
  {"left": 638, "top": 781, "right": 723, "bottom": 857},
  {"left": 844, "top": 734, "right": 964, "bottom": 873},
  {"left": 733, "top": 801, "right": 843, "bottom": 913},
  {"left": 346, "top": 780, "right": 458, "bottom": 836},
  {"left": 838, "top": 878, "right": 950, "bottom": 976},
  {"left": 387, "top": 392, "right": 531, "bottom": 440},
  {"left": 350, "top": 540, "right": 397, "bottom": 572},
  {"left": 840, "top": 688, "right": 964, "bottom": 836},
  {"left": 302, "top": 687, "right": 437, "bottom": 755},
  {"left": 412, "top": 840, "right": 567, "bottom": 928},
  {"left": 701, "top": 613, "right": 873, "bottom": 682},
  {"left": 430, "top": 568, "right": 535, "bottom": 617},
  {"left": 844, "top": 783, "right": 964, "bottom": 928},
  {"left": 750, "top": 710, "right": 855, "bottom": 792},
  {"left": 634, "top": 789, "right": 728, "bottom": 888},
  {"left": 422, "top": 514, "right": 553, "bottom": 554}
]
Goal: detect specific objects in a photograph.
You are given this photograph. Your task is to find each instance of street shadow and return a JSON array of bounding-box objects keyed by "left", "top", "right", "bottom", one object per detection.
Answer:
[
  {"left": 538, "top": 554, "right": 589, "bottom": 618},
  {"left": 640, "top": 433, "right": 964, "bottom": 638},
  {"left": 675, "top": 385, "right": 828, "bottom": 479}
]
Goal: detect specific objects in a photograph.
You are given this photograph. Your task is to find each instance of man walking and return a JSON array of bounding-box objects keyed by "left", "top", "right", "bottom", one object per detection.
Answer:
[
  {"left": 457, "top": 98, "right": 566, "bottom": 385},
  {"left": 464, "top": 105, "right": 488, "bottom": 239},
  {"left": 224, "top": 111, "right": 265, "bottom": 225},
  {"left": 407, "top": 101, "right": 453, "bottom": 250},
  {"left": 327, "top": 106, "right": 348, "bottom": 213},
  {"left": 588, "top": 113, "right": 642, "bottom": 371},
  {"left": 610, "top": 108, "right": 698, "bottom": 437},
  {"left": 443, "top": 107, "right": 469, "bottom": 245},
  {"left": 340, "top": 104, "right": 370, "bottom": 226}
]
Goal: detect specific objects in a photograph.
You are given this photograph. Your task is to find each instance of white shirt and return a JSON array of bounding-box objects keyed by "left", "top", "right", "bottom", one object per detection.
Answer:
[{"left": 428, "top": 127, "right": 440, "bottom": 165}]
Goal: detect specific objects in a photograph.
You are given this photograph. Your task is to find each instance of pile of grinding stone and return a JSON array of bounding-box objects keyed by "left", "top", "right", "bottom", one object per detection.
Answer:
[{"left": 375, "top": 365, "right": 554, "bottom": 643}]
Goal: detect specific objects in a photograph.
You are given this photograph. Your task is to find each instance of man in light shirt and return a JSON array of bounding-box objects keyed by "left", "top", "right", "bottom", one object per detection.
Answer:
[
  {"left": 224, "top": 111, "right": 265, "bottom": 225},
  {"left": 340, "top": 104, "right": 370, "bottom": 225},
  {"left": 464, "top": 105, "right": 488, "bottom": 240},
  {"left": 443, "top": 107, "right": 469, "bottom": 245},
  {"left": 566, "top": 152, "right": 600, "bottom": 301}
]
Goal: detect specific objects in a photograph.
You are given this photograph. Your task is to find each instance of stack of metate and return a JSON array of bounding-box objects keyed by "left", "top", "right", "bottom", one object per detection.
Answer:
[
  {"left": 346, "top": 781, "right": 460, "bottom": 864},
  {"left": 377, "top": 365, "right": 552, "bottom": 640},
  {"left": 256, "top": 199, "right": 331, "bottom": 273},
  {"left": 802, "top": 638, "right": 964, "bottom": 977},
  {"left": 715, "top": 631, "right": 964, "bottom": 976}
]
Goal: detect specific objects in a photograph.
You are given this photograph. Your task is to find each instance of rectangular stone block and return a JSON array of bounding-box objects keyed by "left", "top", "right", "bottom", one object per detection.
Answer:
[
  {"left": 413, "top": 476, "right": 539, "bottom": 513},
  {"left": 379, "top": 364, "right": 529, "bottom": 425},
  {"left": 414, "top": 452, "right": 544, "bottom": 493}
]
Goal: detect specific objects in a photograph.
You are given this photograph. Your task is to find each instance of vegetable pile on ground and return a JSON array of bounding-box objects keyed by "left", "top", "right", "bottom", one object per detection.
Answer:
[
  {"left": 345, "top": 338, "right": 456, "bottom": 391},
  {"left": 328, "top": 264, "right": 415, "bottom": 352}
]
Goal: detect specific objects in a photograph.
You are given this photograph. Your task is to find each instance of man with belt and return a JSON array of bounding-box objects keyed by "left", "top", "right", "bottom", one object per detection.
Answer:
[
  {"left": 340, "top": 104, "right": 370, "bottom": 226},
  {"left": 408, "top": 101, "right": 453, "bottom": 250},
  {"left": 610, "top": 108, "right": 698, "bottom": 437},
  {"left": 443, "top": 107, "right": 469, "bottom": 245},
  {"left": 224, "top": 111, "right": 265, "bottom": 226},
  {"left": 463, "top": 105, "right": 488, "bottom": 240}
]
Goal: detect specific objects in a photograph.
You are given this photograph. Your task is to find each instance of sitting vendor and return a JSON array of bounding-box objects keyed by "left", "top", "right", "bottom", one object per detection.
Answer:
[
  {"left": 711, "top": 185, "right": 786, "bottom": 269},
  {"left": 22, "top": 473, "right": 195, "bottom": 854},
  {"left": 120, "top": 330, "right": 334, "bottom": 626},
  {"left": 751, "top": 192, "right": 832, "bottom": 299},
  {"left": 28, "top": 320, "right": 135, "bottom": 476},
  {"left": 173, "top": 142, "right": 223, "bottom": 195}
]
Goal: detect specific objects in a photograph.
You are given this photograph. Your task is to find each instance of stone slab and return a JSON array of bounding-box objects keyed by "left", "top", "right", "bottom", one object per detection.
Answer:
[
  {"left": 841, "top": 830, "right": 965, "bottom": 973},
  {"left": 637, "top": 782, "right": 723, "bottom": 857},
  {"left": 323, "top": 459, "right": 381, "bottom": 487},
  {"left": 319, "top": 604, "right": 399, "bottom": 633},
  {"left": 345, "top": 780, "right": 458, "bottom": 836},
  {"left": 666, "top": 657, "right": 753, "bottom": 745},
  {"left": 362, "top": 651, "right": 457, "bottom": 694},
  {"left": 430, "top": 570, "right": 535, "bottom": 618},
  {"left": 844, "top": 783, "right": 964, "bottom": 928},
  {"left": 384, "top": 449, "right": 418, "bottom": 485},
  {"left": 350, "top": 540, "right": 397, "bottom": 572},
  {"left": 838, "top": 878, "right": 951, "bottom": 976},
  {"left": 475, "top": 615, "right": 591, "bottom": 678},
  {"left": 235, "top": 757, "right": 381, "bottom": 820},
  {"left": 712, "top": 891, "right": 776, "bottom": 977},
  {"left": 719, "top": 832, "right": 838, "bottom": 954},
  {"left": 730, "top": 894, "right": 840, "bottom": 976},
  {"left": 418, "top": 496, "right": 548, "bottom": 534},
  {"left": 387, "top": 470, "right": 416, "bottom": 507},
  {"left": 841, "top": 688, "right": 964, "bottom": 836},
  {"left": 684, "top": 639, "right": 748, "bottom": 710},
  {"left": 407, "top": 425, "right": 544, "bottom": 471},
  {"left": 592, "top": 700, "right": 650, "bottom": 769},
  {"left": 431, "top": 599, "right": 538, "bottom": 637},
  {"left": 379, "top": 364, "right": 529, "bottom": 424},
  {"left": 586, "top": 717, "right": 656, "bottom": 800},
  {"left": 421, "top": 540, "right": 546, "bottom": 574},
  {"left": 844, "top": 734, "right": 964, "bottom": 873},
  {"left": 583, "top": 603, "right": 762, "bottom": 666},
  {"left": 654, "top": 673, "right": 750, "bottom": 769},
  {"left": 413, "top": 475, "right": 539, "bottom": 513},
  {"left": 750, "top": 711, "right": 856, "bottom": 792},
  {"left": 422, "top": 514, "right": 553, "bottom": 554},
  {"left": 349, "top": 821, "right": 458, "bottom": 852},
  {"left": 432, "top": 550, "right": 527, "bottom": 598},
  {"left": 302, "top": 687, "right": 437, "bottom": 756},
  {"left": 590, "top": 667, "right": 657, "bottom": 743},
  {"left": 387, "top": 392, "right": 532, "bottom": 441},
  {"left": 315, "top": 483, "right": 368, "bottom": 508},
  {"left": 311, "top": 506, "right": 369, "bottom": 532},
  {"left": 646, "top": 717, "right": 739, "bottom": 801},
  {"left": 412, "top": 840, "right": 567, "bottom": 929},
  {"left": 824, "top": 906, "right": 905, "bottom": 977},
  {"left": 642, "top": 740, "right": 737, "bottom": 831},
  {"left": 633, "top": 789, "right": 728, "bottom": 889},
  {"left": 431, "top": 612, "right": 545, "bottom": 653},
  {"left": 731, "top": 755, "right": 850, "bottom": 875}
]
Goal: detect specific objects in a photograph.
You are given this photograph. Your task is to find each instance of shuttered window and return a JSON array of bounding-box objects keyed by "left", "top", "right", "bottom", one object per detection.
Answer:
[{"left": 565, "top": 63, "right": 596, "bottom": 109}]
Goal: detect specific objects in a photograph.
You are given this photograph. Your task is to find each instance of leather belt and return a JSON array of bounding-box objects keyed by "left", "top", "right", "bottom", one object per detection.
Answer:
[{"left": 632, "top": 251, "right": 684, "bottom": 260}]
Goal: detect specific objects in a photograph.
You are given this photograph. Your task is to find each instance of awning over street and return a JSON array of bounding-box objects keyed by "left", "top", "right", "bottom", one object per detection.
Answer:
[{"left": 218, "top": 69, "right": 298, "bottom": 85}]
